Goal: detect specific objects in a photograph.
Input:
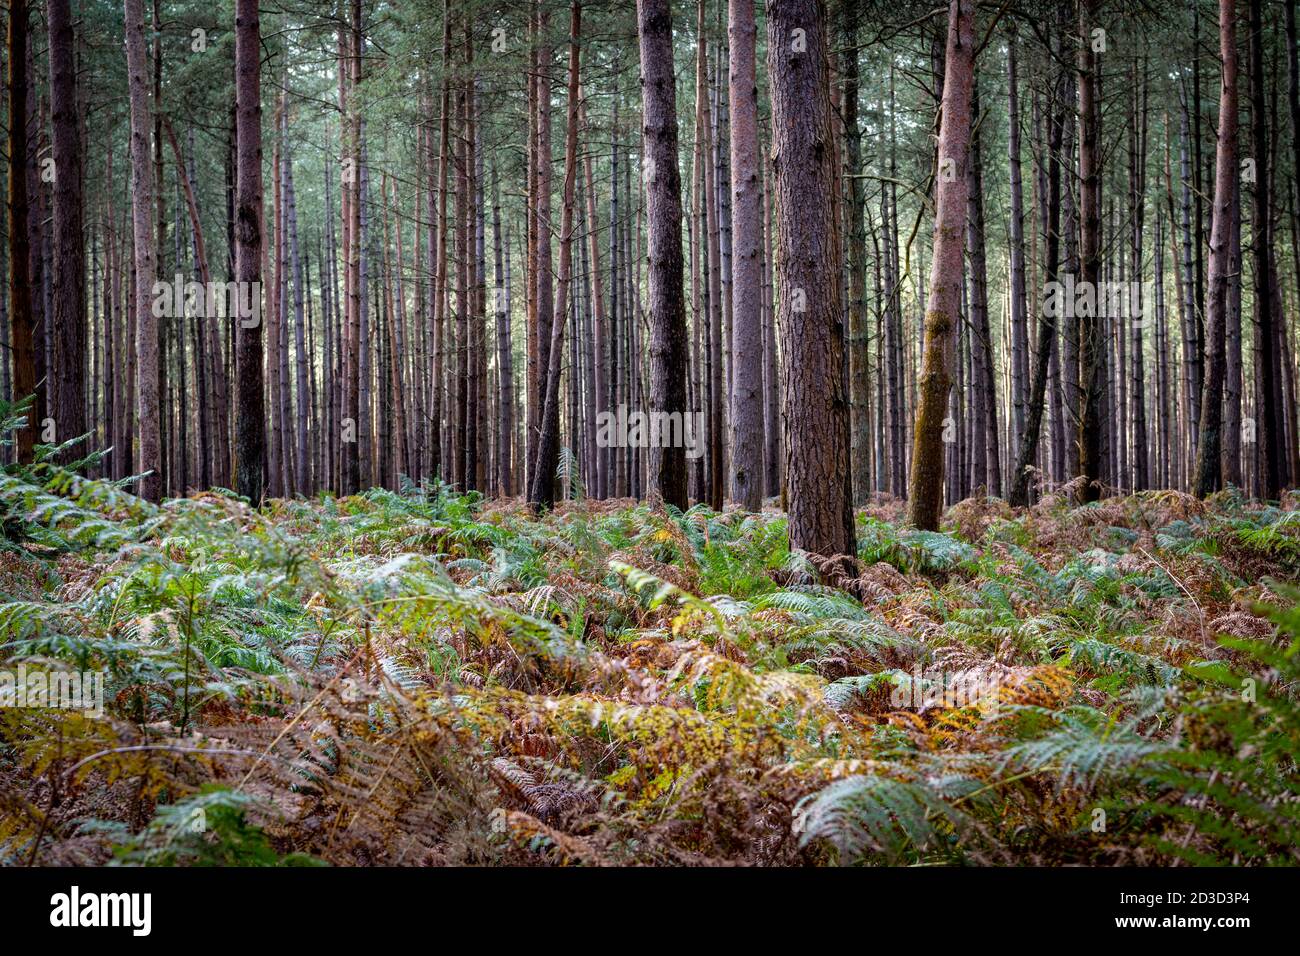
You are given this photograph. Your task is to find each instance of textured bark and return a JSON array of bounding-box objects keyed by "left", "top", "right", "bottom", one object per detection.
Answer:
[
  {"left": 728, "top": 0, "right": 763, "bottom": 510},
  {"left": 1076, "top": 0, "right": 1103, "bottom": 502},
  {"left": 357, "top": 139, "right": 373, "bottom": 491},
  {"left": 1006, "top": 28, "right": 1028, "bottom": 465},
  {"left": 1155, "top": 210, "right": 1172, "bottom": 489},
  {"left": 287, "top": 131, "right": 309, "bottom": 493},
  {"left": 762, "top": 155, "right": 781, "bottom": 497},
  {"left": 430, "top": 5, "right": 451, "bottom": 482},
  {"left": 768, "top": 0, "right": 855, "bottom": 556},
  {"left": 1177, "top": 93, "right": 1201, "bottom": 476},
  {"left": 966, "top": 79, "right": 999, "bottom": 497},
  {"left": 47, "top": 0, "right": 84, "bottom": 459},
  {"left": 907, "top": 0, "right": 974, "bottom": 530},
  {"left": 1193, "top": 0, "right": 1237, "bottom": 498},
  {"left": 1129, "top": 62, "right": 1150, "bottom": 492},
  {"left": 125, "top": 0, "right": 161, "bottom": 500},
  {"left": 1225, "top": 166, "right": 1243, "bottom": 488},
  {"left": 233, "top": 0, "right": 264, "bottom": 503},
  {"left": 28, "top": 44, "right": 46, "bottom": 436},
  {"left": 530, "top": 5, "right": 555, "bottom": 489},
  {"left": 1248, "top": 0, "right": 1281, "bottom": 497},
  {"left": 492, "top": 167, "right": 514, "bottom": 496},
  {"left": 636, "top": 0, "right": 689, "bottom": 510},
  {"left": 1289, "top": 2, "right": 1300, "bottom": 474},
  {"left": 696, "top": 0, "right": 723, "bottom": 510},
  {"left": 530, "top": 1, "right": 581, "bottom": 510},
  {"left": 270, "top": 103, "right": 286, "bottom": 496},
  {"left": 840, "top": 0, "right": 869, "bottom": 505},
  {"left": 7, "top": 0, "right": 35, "bottom": 465},
  {"left": 1010, "top": 29, "right": 1065, "bottom": 508},
  {"left": 340, "top": 17, "right": 361, "bottom": 494},
  {"left": 453, "top": 54, "right": 469, "bottom": 489},
  {"left": 580, "top": 103, "right": 607, "bottom": 499},
  {"left": 609, "top": 99, "right": 623, "bottom": 497}
]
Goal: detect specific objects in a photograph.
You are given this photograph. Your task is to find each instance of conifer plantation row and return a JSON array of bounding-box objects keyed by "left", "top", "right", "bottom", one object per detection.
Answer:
[
  {"left": 1, "top": 0, "right": 1298, "bottom": 872},
  {"left": 5, "top": 0, "right": 1299, "bottom": 540}
]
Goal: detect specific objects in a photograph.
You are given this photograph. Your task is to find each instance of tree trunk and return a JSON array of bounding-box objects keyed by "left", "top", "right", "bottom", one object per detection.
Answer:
[
  {"left": 1193, "top": 0, "right": 1237, "bottom": 498},
  {"left": 125, "top": 0, "right": 161, "bottom": 500},
  {"left": 47, "top": 0, "right": 84, "bottom": 459},
  {"left": 1076, "top": 0, "right": 1104, "bottom": 502},
  {"left": 529, "top": 0, "right": 581, "bottom": 510},
  {"left": 1010, "top": 22, "right": 1065, "bottom": 507},
  {"left": 7, "top": 0, "right": 35, "bottom": 465},
  {"left": 967, "top": 79, "right": 999, "bottom": 498},
  {"left": 907, "top": 0, "right": 974, "bottom": 530},
  {"left": 1129, "top": 61, "right": 1150, "bottom": 492},
  {"left": 1248, "top": 0, "right": 1281, "bottom": 497},
  {"left": 634, "top": 0, "right": 689, "bottom": 510},
  {"left": 233, "top": 0, "right": 264, "bottom": 502},
  {"left": 1007, "top": 26, "right": 1028, "bottom": 469},
  {"left": 726, "top": 0, "right": 763, "bottom": 510},
  {"left": 492, "top": 166, "right": 514, "bottom": 496},
  {"left": 768, "top": 0, "right": 855, "bottom": 555}
]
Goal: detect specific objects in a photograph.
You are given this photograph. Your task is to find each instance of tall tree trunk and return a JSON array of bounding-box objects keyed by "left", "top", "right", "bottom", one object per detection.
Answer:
[
  {"left": 1010, "top": 21, "right": 1065, "bottom": 507},
  {"left": 233, "top": 0, "right": 264, "bottom": 502},
  {"left": 1129, "top": 61, "right": 1150, "bottom": 492},
  {"left": 839, "top": 0, "right": 868, "bottom": 505},
  {"left": 530, "top": 5, "right": 555, "bottom": 489},
  {"left": 1007, "top": 25, "right": 1029, "bottom": 468},
  {"left": 1193, "top": 0, "right": 1237, "bottom": 497},
  {"left": 580, "top": 102, "right": 607, "bottom": 499},
  {"left": 907, "top": 0, "right": 974, "bottom": 530},
  {"left": 125, "top": 0, "right": 161, "bottom": 500},
  {"left": 1225, "top": 165, "right": 1243, "bottom": 488},
  {"left": 492, "top": 167, "right": 514, "bottom": 496},
  {"left": 287, "top": 127, "right": 309, "bottom": 494},
  {"left": 1076, "top": 0, "right": 1104, "bottom": 501},
  {"left": 762, "top": 154, "right": 781, "bottom": 497},
  {"left": 7, "top": 0, "right": 35, "bottom": 465},
  {"left": 726, "top": 0, "right": 763, "bottom": 510},
  {"left": 635, "top": 0, "right": 689, "bottom": 510},
  {"left": 768, "top": 0, "right": 855, "bottom": 555},
  {"left": 1248, "top": 0, "right": 1281, "bottom": 497},
  {"left": 967, "top": 79, "right": 999, "bottom": 497},
  {"left": 430, "top": 4, "right": 451, "bottom": 482},
  {"left": 47, "top": 0, "right": 84, "bottom": 459},
  {"left": 530, "top": 0, "right": 581, "bottom": 510}
]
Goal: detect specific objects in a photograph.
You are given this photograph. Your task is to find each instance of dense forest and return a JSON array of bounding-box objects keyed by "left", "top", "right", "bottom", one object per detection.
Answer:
[{"left": 0, "top": 0, "right": 1298, "bottom": 870}]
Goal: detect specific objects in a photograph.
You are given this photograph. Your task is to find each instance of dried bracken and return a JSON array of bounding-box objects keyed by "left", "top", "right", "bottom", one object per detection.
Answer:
[{"left": 2, "top": 461, "right": 1298, "bottom": 866}]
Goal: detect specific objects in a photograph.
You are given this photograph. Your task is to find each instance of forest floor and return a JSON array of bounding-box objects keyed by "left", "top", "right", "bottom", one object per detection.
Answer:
[{"left": 1, "top": 463, "right": 1299, "bottom": 866}]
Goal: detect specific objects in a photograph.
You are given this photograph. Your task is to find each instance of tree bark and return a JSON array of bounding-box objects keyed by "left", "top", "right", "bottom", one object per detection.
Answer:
[
  {"left": 635, "top": 0, "right": 689, "bottom": 510},
  {"left": 768, "top": 0, "right": 855, "bottom": 555},
  {"left": 47, "top": 0, "right": 84, "bottom": 460},
  {"left": 6, "top": 0, "right": 35, "bottom": 465},
  {"left": 1193, "top": 0, "right": 1237, "bottom": 498},
  {"left": 233, "top": 0, "right": 264, "bottom": 502},
  {"left": 125, "top": 0, "right": 161, "bottom": 500},
  {"left": 1076, "top": 0, "right": 1104, "bottom": 502},
  {"left": 1248, "top": 0, "right": 1281, "bottom": 497},
  {"left": 530, "top": 1, "right": 582, "bottom": 510},
  {"left": 1010, "top": 23, "right": 1065, "bottom": 507},
  {"left": 907, "top": 0, "right": 974, "bottom": 530},
  {"left": 728, "top": 0, "right": 763, "bottom": 510}
]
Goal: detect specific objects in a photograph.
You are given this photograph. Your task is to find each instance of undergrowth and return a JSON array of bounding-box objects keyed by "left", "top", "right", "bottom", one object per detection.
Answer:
[{"left": 1, "top": 433, "right": 1297, "bottom": 865}]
